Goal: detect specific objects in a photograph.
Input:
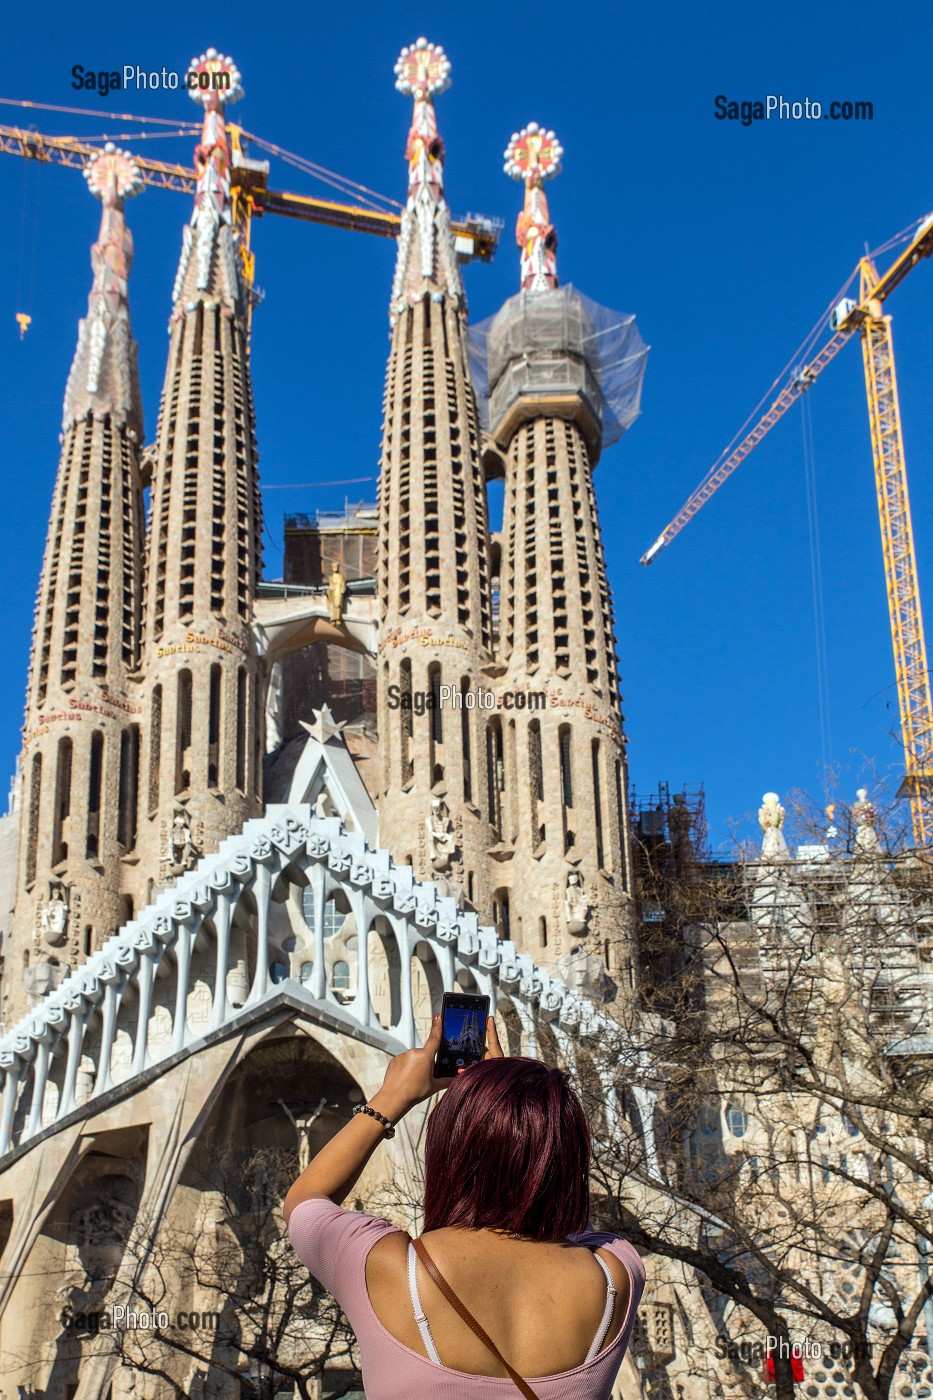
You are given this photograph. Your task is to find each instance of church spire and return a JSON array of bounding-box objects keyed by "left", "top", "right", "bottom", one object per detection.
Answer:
[
  {"left": 6, "top": 147, "right": 147, "bottom": 1025},
  {"left": 390, "top": 39, "right": 464, "bottom": 318},
  {"left": 171, "top": 48, "right": 245, "bottom": 317},
  {"left": 62, "top": 144, "right": 143, "bottom": 435},
  {"left": 139, "top": 47, "right": 263, "bottom": 894},
  {"left": 377, "top": 40, "right": 495, "bottom": 916},
  {"left": 504, "top": 123, "right": 564, "bottom": 292}
]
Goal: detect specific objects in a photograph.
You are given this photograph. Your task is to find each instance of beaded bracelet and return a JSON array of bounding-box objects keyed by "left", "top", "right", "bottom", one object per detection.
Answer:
[{"left": 352, "top": 1102, "right": 396, "bottom": 1138}]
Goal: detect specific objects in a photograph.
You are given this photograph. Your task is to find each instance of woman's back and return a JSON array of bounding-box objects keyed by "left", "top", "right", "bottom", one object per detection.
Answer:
[
  {"left": 367, "top": 1227, "right": 632, "bottom": 1378},
  {"left": 288, "top": 1198, "right": 645, "bottom": 1399}
]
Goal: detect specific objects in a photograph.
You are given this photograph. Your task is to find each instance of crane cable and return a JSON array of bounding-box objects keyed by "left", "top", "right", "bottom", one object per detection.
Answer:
[
  {"left": 0, "top": 96, "right": 200, "bottom": 130},
  {"left": 15, "top": 152, "right": 40, "bottom": 337},
  {"left": 239, "top": 129, "right": 403, "bottom": 214},
  {"left": 695, "top": 217, "right": 926, "bottom": 492},
  {"left": 800, "top": 393, "right": 833, "bottom": 790}
]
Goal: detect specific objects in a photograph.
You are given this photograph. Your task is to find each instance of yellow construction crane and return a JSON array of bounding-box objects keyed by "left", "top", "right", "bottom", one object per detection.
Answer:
[
  {"left": 0, "top": 122, "right": 502, "bottom": 297},
  {"left": 641, "top": 215, "right": 933, "bottom": 851}
]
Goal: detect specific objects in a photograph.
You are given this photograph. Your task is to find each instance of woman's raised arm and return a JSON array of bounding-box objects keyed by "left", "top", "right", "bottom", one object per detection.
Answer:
[{"left": 282, "top": 1014, "right": 503, "bottom": 1221}]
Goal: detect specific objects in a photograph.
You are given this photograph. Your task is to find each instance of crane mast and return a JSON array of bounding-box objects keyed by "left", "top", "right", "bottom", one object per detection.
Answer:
[
  {"left": 641, "top": 216, "right": 933, "bottom": 851},
  {"left": 857, "top": 261, "right": 932, "bottom": 846}
]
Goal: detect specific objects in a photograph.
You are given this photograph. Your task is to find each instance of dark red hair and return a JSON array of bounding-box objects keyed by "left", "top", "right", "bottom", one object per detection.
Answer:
[{"left": 423, "top": 1057, "right": 591, "bottom": 1240}]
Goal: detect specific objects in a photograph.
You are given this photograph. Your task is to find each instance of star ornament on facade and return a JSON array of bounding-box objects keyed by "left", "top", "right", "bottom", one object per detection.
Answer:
[
  {"left": 186, "top": 47, "right": 244, "bottom": 107},
  {"left": 84, "top": 144, "right": 144, "bottom": 205},
  {"left": 504, "top": 123, "right": 564, "bottom": 184},
  {"left": 394, "top": 39, "right": 451, "bottom": 99},
  {"left": 300, "top": 705, "right": 349, "bottom": 746}
]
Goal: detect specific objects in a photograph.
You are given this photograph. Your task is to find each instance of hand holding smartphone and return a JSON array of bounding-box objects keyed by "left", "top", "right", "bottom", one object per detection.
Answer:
[{"left": 435, "top": 992, "right": 491, "bottom": 1077}]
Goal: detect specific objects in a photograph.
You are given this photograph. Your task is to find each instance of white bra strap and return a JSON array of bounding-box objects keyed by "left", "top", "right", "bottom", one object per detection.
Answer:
[
  {"left": 407, "top": 1240, "right": 443, "bottom": 1365},
  {"left": 583, "top": 1251, "right": 618, "bottom": 1363}
]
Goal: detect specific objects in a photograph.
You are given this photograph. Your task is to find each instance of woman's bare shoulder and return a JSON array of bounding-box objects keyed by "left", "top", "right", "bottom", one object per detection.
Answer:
[{"left": 366, "top": 1228, "right": 410, "bottom": 1276}]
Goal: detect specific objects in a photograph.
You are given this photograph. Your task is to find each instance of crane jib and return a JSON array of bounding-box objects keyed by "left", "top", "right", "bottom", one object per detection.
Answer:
[{"left": 640, "top": 216, "right": 933, "bottom": 849}]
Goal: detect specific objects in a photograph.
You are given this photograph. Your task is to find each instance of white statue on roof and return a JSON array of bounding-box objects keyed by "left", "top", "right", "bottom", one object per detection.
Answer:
[
  {"left": 852, "top": 788, "right": 881, "bottom": 856},
  {"left": 758, "top": 792, "right": 789, "bottom": 861}
]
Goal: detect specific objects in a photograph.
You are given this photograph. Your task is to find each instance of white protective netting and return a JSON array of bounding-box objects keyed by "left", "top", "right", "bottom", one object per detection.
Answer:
[{"left": 467, "top": 283, "right": 649, "bottom": 451}]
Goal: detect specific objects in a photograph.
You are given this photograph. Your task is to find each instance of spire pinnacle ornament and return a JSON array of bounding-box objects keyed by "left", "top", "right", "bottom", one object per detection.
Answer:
[
  {"left": 172, "top": 48, "right": 245, "bottom": 313},
  {"left": 504, "top": 123, "right": 564, "bottom": 291},
  {"left": 62, "top": 143, "right": 143, "bottom": 432},
  {"left": 394, "top": 38, "right": 451, "bottom": 99},
  {"left": 186, "top": 47, "right": 243, "bottom": 108},
  {"left": 84, "top": 141, "right": 144, "bottom": 206},
  {"left": 390, "top": 39, "right": 463, "bottom": 315}
]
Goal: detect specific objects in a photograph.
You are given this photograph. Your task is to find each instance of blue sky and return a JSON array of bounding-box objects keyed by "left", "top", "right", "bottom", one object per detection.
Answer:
[{"left": 1, "top": 0, "right": 931, "bottom": 852}]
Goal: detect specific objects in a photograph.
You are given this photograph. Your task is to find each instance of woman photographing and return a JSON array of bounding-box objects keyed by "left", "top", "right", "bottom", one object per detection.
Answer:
[{"left": 284, "top": 1013, "right": 644, "bottom": 1399}]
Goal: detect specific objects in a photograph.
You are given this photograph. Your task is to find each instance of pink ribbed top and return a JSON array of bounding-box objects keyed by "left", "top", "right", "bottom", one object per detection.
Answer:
[{"left": 288, "top": 1199, "right": 645, "bottom": 1399}]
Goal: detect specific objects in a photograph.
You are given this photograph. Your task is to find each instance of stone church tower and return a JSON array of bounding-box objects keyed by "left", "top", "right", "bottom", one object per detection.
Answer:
[
  {"left": 481, "top": 126, "right": 641, "bottom": 983},
  {"left": 137, "top": 49, "right": 264, "bottom": 903},
  {"left": 376, "top": 41, "right": 496, "bottom": 911},
  {"left": 6, "top": 145, "right": 146, "bottom": 1027}
]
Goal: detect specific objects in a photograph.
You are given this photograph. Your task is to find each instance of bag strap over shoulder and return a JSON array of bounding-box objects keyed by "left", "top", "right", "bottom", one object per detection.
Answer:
[{"left": 411, "top": 1237, "right": 541, "bottom": 1400}]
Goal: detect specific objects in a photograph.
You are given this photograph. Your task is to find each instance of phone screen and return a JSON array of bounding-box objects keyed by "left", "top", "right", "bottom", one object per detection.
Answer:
[{"left": 435, "top": 992, "right": 490, "bottom": 1077}]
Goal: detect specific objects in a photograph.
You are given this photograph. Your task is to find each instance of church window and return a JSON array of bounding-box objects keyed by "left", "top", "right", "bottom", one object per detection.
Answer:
[
  {"left": 117, "top": 727, "right": 139, "bottom": 853},
  {"left": 208, "top": 665, "right": 221, "bottom": 788},
  {"left": 460, "top": 677, "right": 472, "bottom": 802},
  {"left": 236, "top": 667, "right": 247, "bottom": 793},
  {"left": 86, "top": 730, "right": 104, "bottom": 860},
  {"left": 529, "top": 720, "right": 544, "bottom": 846},
  {"left": 175, "top": 670, "right": 192, "bottom": 794},
  {"left": 25, "top": 752, "right": 41, "bottom": 887},
  {"left": 506, "top": 719, "right": 518, "bottom": 843},
  {"left": 559, "top": 726, "right": 575, "bottom": 854},
  {"left": 726, "top": 1104, "right": 748, "bottom": 1138},
  {"left": 494, "top": 889, "right": 511, "bottom": 941},
  {"left": 253, "top": 673, "right": 262, "bottom": 797},
  {"left": 52, "top": 737, "right": 73, "bottom": 866},
  {"left": 323, "top": 900, "right": 346, "bottom": 939},
  {"left": 559, "top": 726, "right": 574, "bottom": 808},
  {"left": 592, "top": 740, "right": 606, "bottom": 871},
  {"left": 429, "top": 664, "right": 444, "bottom": 785},
  {"left": 615, "top": 758, "right": 629, "bottom": 892},
  {"left": 400, "top": 659, "right": 413, "bottom": 785},
  {"left": 148, "top": 686, "right": 162, "bottom": 815},
  {"left": 487, "top": 720, "right": 504, "bottom": 836},
  {"left": 332, "top": 960, "right": 351, "bottom": 991},
  {"left": 539, "top": 917, "right": 548, "bottom": 949}
]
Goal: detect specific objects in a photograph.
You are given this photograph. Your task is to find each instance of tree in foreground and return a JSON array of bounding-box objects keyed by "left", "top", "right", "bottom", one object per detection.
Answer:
[{"left": 588, "top": 785, "right": 933, "bottom": 1400}]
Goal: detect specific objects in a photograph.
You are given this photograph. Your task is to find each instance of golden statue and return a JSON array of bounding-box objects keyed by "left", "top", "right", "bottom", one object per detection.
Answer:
[{"left": 326, "top": 562, "right": 346, "bottom": 624}]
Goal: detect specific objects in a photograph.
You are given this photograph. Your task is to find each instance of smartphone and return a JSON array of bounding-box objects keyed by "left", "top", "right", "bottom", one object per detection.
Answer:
[{"left": 435, "top": 992, "right": 491, "bottom": 1077}]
